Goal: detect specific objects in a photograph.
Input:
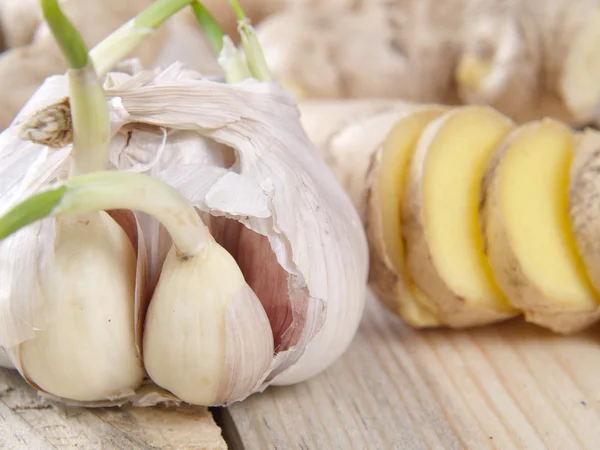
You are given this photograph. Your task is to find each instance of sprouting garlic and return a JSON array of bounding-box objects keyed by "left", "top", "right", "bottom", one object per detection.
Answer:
[
  {"left": 0, "top": 162, "right": 278, "bottom": 406},
  {"left": 0, "top": 100, "right": 148, "bottom": 401},
  {"left": 0, "top": 0, "right": 368, "bottom": 407},
  {"left": 0, "top": 62, "right": 368, "bottom": 406}
]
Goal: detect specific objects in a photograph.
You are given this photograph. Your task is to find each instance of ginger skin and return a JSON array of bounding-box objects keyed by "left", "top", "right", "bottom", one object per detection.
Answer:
[{"left": 254, "top": 0, "right": 600, "bottom": 127}]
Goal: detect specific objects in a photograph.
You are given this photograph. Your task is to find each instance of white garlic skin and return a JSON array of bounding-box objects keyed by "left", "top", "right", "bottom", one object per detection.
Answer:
[
  {"left": 143, "top": 241, "right": 274, "bottom": 406},
  {"left": 18, "top": 212, "right": 144, "bottom": 402}
]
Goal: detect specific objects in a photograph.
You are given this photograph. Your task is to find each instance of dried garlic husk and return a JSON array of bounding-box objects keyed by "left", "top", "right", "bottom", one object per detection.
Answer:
[{"left": 0, "top": 2, "right": 368, "bottom": 407}]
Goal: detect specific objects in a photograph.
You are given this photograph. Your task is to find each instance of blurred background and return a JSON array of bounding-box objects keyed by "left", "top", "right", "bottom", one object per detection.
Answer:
[{"left": 0, "top": 0, "right": 598, "bottom": 131}]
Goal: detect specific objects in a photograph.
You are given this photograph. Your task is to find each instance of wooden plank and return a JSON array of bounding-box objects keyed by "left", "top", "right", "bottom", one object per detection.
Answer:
[
  {"left": 226, "top": 293, "right": 600, "bottom": 450},
  {"left": 3, "top": 291, "right": 600, "bottom": 449},
  {"left": 0, "top": 368, "right": 227, "bottom": 449}
]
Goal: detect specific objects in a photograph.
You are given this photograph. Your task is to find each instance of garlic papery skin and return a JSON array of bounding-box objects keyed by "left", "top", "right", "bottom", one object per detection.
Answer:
[
  {"left": 103, "top": 63, "right": 369, "bottom": 387},
  {"left": 143, "top": 241, "right": 274, "bottom": 406},
  {"left": 17, "top": 211, "right": 144, "bottom": 402}
]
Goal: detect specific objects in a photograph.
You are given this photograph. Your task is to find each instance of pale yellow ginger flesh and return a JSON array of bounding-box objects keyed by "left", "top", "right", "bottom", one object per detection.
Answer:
[
  {"left": 422, "top": 109, "right": 513, "bottom": 310},
  {"left": 377, "top": 109, "right": 446, "bottom": 325},
  {"left": 496, "top": 121, "right": 598, "bottom": 308},
  {"left": 379, "top": 110, "right": 445, "bottom": 269}
]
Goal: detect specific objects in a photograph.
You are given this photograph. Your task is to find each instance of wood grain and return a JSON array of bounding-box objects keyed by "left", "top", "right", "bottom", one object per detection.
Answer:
[
  {"left": 0, "top": 368, "right": 227, "bottom": 449},
  {"left": 2, "top": 292, "right": 600, "bottom": 449},
  {"left": 226, "top": 293, "right": 600, "bottom": 450}
]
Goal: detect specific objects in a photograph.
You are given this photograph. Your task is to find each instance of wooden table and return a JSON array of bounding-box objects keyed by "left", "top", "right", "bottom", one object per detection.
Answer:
[
  {"left": 0, "top": 369, "right": 226, "bottom": 449},
  {"left": 2, "top": 293, "right": 600, "bottom": 449}
]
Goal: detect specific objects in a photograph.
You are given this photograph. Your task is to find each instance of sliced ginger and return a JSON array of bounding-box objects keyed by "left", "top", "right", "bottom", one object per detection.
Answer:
[
  {"left": 482, "top": 119, "right": 600, "bottom": 333},
  {"left": 422, "top": 111, "right": 512, "bottom": 306},
  {"left": 369, "top": 107, "right": 447, "bottom": 327},
  {"left": 378, "top": 108, "right": 446, "bottom": 272},
  {"left": 402, "top": 106, "right": 517, "bottom": 327},
  {"left": 298, "top": 99, "right": 600, "bottom": 332}
]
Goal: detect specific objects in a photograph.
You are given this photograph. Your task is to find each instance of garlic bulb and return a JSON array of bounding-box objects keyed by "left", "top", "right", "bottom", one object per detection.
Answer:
[
  {"left": 104, "top": 64, "right": 368, "bottom": 387},
  {"left": 0, "top": 0, "right": 368, "bottom": 407},
  {"left": 0, "top": 65, "right": 368, "bottom": 406}
]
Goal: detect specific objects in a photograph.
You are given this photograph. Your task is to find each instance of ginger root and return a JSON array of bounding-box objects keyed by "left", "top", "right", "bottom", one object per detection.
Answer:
[
  {"left": 0, "top": 0, "right": 42, "bottom": 49},
  {"left": 298, "top": 99, "right": 600, "bottom": 332},
  {"left": 402, "top": 106, "right": 517, "bottom": 327},
  {"left": 367, "top": 107, "right": 448, "bottom": 327},
  {"left": 481, "top": 119, "right": 600, "bottom": 333},
  {"left": 4, "top": 0, "right": 598, "bottom": 128},
  {"left": 260, "top": 0, "right": 600, "bottom": 127}
]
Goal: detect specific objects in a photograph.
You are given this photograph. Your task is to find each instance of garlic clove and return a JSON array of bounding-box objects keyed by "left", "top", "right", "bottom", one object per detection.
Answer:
[
  {"left": 143, "top": 240, "right": 274, "bottom": 406},
  {"left": 15, "top": 211, "right": 145, "bottom": 402}
]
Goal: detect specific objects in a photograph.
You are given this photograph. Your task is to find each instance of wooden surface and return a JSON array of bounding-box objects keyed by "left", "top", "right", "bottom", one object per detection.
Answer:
[
  {"left": 3, "top": 292, "right": 600, "bottom": 449},
  {"left": 0, "top": 368, "right": 227, "bottom": 449},
  {"left": 226, "top": 293, "right": 600, "bottom": 450}
]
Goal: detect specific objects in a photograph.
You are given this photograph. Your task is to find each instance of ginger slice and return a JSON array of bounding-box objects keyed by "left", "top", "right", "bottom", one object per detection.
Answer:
[
  {"left": 367, "top": 107, "right": 447, "bottom": 327},
  {"left": 482, "top": 119, "right": 600, "bottom": 333},
  {"left": 403, "top": 106, "right": 517, "bottom": 327}
]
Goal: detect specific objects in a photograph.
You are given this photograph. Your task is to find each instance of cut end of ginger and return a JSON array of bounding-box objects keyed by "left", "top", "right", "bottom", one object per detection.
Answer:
[
  {"left": 497, "top": 119, "right": 599, "bottom": 310},
  {"left": 420, "top": 107, "right": 514, "bottom": 310}
]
